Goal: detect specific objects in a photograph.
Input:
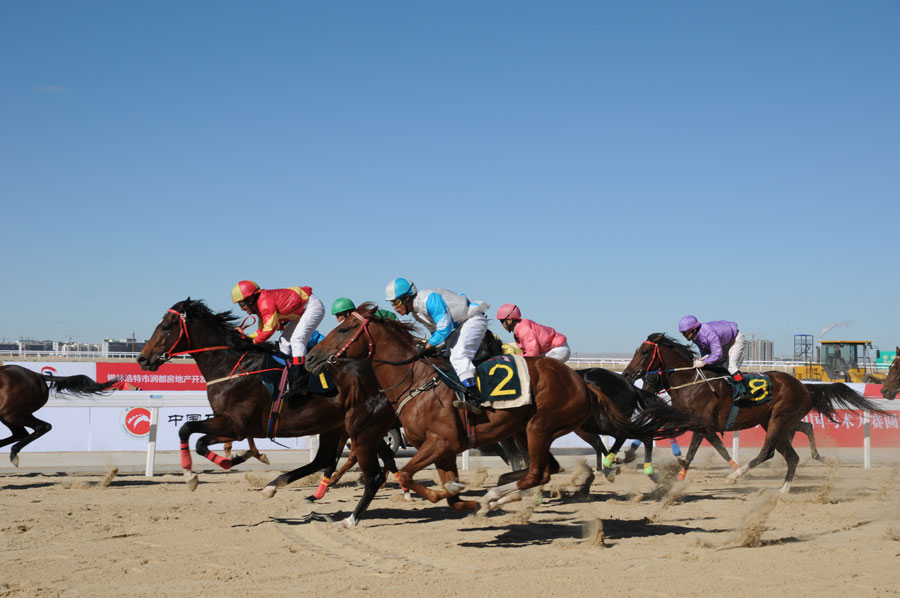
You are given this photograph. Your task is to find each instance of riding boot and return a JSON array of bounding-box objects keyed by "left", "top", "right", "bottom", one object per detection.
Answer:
[
  {"left": 731, "top": 371, "right": 747, "bottom": 401},
  {"left": 452, "top": 384, "right": 483, "bottom": 415},
  {"left": 289, "top": 364, "right": 309, "bottom": 394}
]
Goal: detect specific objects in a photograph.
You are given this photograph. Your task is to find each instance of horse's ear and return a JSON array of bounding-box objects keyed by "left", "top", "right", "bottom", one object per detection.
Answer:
[
  {"left": 896, "top": 346, "right": 899, "bottom": 354},
  {"left": 185, "top": 297, "right": 192, "bottom": 308}
]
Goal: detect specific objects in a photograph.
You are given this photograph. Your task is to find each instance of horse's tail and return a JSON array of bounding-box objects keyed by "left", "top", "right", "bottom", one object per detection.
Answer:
[
  {"left": 43, "top": 373, "right": 118, "bottom": 395},
  {"left": 804, "top": 382, "right": 888, "bottom": 423},
  {"left": 586, "top": 382, "right": 699, "bottom": 440}
]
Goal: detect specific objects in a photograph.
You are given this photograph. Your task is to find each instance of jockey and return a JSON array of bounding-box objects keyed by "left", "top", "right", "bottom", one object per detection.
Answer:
[
  {"left": 496, "top": 304, "right": 571, "bottom": 362},
  {"left": 232, "top": 280, "right": 325, "bottom": 392},
  {"left": 331, "top": 297, "right": 397, "bottom": 323},
  {"left": 385, "top": 277, "right": 490, "bottom": 414},
  {"left": 678, "top": 315, "right": 747, "bottom": 389}
]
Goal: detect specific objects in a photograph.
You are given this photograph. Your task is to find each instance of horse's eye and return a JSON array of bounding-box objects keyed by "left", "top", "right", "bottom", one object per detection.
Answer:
[{"left": 337, "top": 327, "right": 349, "bottom": 334}]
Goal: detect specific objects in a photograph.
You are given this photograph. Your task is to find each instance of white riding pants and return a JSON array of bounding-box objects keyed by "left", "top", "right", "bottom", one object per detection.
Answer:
[
  {"left": 725, "top": 331, "right": 746, "bottom": 375},
  {"left": 544, "top": 342, "right": 571, "bottom": 363},
  {"left": 279, "top": 294, "right": 325, "bottom": 359},
  {"left": 445, "top": 313, "right": 489, "bottom": 381}
]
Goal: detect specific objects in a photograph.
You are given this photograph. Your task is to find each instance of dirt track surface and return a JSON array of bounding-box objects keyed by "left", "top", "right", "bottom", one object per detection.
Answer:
[{"left": 2, "top": 456, "right": 899, "bottom": 598}]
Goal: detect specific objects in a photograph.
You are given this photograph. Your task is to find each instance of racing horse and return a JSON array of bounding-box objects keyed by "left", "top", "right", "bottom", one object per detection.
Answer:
[
  {"left": 623, "top": 333, "right": 886, "bottom": 492},
  {"left": 0, "top": 365, "right": 118, "bottom": 466},
  {"left": 304, "top": 304, "right": 695, "bottom": 526},
  {"left": 881, "top": 347, "right": 900, "bottom": 400},
  {"left": 136, "top": 298, "right": 402, "bottom": 493}
]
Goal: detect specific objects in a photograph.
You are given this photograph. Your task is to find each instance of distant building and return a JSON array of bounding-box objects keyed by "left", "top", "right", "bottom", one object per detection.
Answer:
[
  {"left": 102, "top": 337, "right": 147, "bottom": 354},
  {"left": 746, "top": 338, "right": 774, "bottom": 362}
]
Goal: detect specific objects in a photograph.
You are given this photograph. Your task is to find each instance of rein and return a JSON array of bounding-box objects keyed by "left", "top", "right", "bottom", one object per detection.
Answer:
[{"left": 640, "top": 340, "right": 728, "bottom": 392}]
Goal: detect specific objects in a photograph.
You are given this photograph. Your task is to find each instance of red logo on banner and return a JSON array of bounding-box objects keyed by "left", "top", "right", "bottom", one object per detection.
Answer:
[
  {"left": 41, "top": 366, "right": 57, "bottom": 375},
  {"left": 97, "top": 362, "right": 206, "bottom": 390},
  {"left": 122, "top": 408, "right": 152, "bottom": 438}
]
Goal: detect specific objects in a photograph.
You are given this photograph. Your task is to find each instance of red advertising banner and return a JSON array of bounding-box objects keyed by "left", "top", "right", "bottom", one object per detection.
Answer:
[
  {"left": 96, "top": 362, "right": 206, "bottom": 390},
  {"left": 670, "top": 409, "right": 900, "bottom": 449}
]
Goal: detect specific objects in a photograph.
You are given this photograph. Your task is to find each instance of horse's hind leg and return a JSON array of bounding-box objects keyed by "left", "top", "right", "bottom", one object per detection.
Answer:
[
  {"left": 7, "top": 415, "right": 51, "bottom": 467},
  {"left": 307, "top": 435, "right": 351, "bottom": 502},
  {"left": 641, "top": 438, "right": 659, "bottom": 483},
  {"left": 336, "top": 433, "right": 387, "bottom": 528},
  {"left": 706, "top": 433, "right": 740, "bottom": 472},
  {"left": 246, "top": 438, "right": 270, "bottom": 464},
  {"left": 261, "top": 428, "right": 345, "bottom": 499},
  {"left": 0, "top": 417, "right": 29, "bottom": 450},
  {"left": 774, "top": 436, "right": 801, "bottom": 494},
  {"left": 573, "top": 428, "right": 608, "bottom": 471},
  {"left": 794, "top": 421, "right": 824, "bottom": 462},
  {"left": 394, "top": 438, "right": 461, "bottom": 504}
]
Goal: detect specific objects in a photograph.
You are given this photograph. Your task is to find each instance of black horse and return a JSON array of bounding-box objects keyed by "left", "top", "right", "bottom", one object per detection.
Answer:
[{"left": 0, "top": 365, "right": 118, "bottom": 466}]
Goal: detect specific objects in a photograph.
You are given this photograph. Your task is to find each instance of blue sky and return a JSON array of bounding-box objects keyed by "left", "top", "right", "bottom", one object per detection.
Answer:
[{"left": 2, "top": 1, "right": 898, "bottom": 357}]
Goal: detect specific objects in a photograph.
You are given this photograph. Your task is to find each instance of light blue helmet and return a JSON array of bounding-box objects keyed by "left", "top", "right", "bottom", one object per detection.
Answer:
[
  {"left": 385, "top": 277, "right": 417, "bottom": 301},
  {"left": 678, "top": 315, "right": 700, "bottom": 332}
]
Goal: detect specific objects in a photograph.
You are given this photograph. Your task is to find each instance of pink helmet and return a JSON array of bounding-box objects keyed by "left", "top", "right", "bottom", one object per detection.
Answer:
[{"left": 497, "top": 304, "right": 522, "bottom": 321}]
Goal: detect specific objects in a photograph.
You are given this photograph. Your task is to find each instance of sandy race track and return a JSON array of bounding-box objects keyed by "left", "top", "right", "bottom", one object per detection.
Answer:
[{"left": 2, "top": 452, "right": 899, "bottom": 598}]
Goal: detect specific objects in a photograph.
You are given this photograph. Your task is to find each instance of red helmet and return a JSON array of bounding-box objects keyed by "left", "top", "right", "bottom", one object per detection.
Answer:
[
  {"left": 496, "top": 303, "right": 522, "bottom": 321},
  {"left": 231, "top": 280, "right": 261, "bottom": 303}
]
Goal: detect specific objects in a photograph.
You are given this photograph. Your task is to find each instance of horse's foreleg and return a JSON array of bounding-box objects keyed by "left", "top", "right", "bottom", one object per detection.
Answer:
[
  {"left": 677, "top": 432, "right": 705, "bottom": 481},
  {"left": 335, "top": 435, "right": 387, "bottom": 529},
  {"left": 5, "top": 415, "right": 50, "bottom": 468},
  {"left": 773, "top": 434, "right": 801, "bottom": 493},
  {"left": 727, "top": 422, "right": 781, "bottom": 485},
  {"left": 262, "top": 429, "right": 345, "bottom": 499},
  {"left": 641, "top": 438, "right": 659, "bottom": 482},
  {"left": 601, "top": 436, "right": 626, "bottom": 481},
  {"left": 195, "top": 434, "right": 240, "bottom": 469},
  {"left": 573, "top": 428, "right": 608, "bottom": 471},
  {"left": 395, "top": 438, "right": 460, "bottom": 504},
  {"left": 480, "top": 427, "right": 553, "bottom": 511},
  {"left": 375, "top": 439, "right": 411, "bottom": 500}
]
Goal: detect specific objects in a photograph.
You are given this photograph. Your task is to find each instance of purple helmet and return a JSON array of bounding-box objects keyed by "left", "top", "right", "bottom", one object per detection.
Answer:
[{"left": 678, "top": 315, "right": 700, "bottom": 332}]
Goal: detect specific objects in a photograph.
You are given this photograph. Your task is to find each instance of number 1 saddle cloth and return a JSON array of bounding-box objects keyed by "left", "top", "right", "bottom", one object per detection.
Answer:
[{"left": 475, "top": 354, "right": 532, "bottom": 409}]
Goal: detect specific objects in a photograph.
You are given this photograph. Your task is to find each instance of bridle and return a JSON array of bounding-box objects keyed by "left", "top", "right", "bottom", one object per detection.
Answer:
[
  {"left": 325, "top": 312, "right": 375, "bottom": 365},
  {"left": 638, "top": 339, "right": 726, "bottom": 392},
  {"left": 157, "top": 309, "right": 232, "bottom": 363}
]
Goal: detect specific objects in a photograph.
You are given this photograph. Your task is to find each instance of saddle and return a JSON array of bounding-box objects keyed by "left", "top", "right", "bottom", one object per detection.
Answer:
[{"left": 430, "top": 354, "right": 532, "bottom": 410}]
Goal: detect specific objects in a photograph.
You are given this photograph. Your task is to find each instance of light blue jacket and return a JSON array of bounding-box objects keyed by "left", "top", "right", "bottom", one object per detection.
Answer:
[{"left": 411, "top": 289, "right": 489, "bottom": 346}]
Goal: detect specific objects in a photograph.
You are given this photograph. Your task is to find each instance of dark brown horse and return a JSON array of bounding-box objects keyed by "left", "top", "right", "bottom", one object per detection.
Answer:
[
  {"left": 305, "top": 304, "right": 691, "bottom": 524},
  {"left": 623, "top": 333, "right": 886, "bottom": 492},
  {"left": 136, "top": 298, "right": 401, "bottom": 494},
  {"left": 0, "top": 365, "right": 118, "bottom": 466},
  {"left": 881, "top": 347, "right": 900, "bottom": 400}
]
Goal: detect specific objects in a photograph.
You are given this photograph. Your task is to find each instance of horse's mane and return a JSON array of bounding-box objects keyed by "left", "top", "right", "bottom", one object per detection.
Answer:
[
  {"left": 175, "top": 298, "right": 277, "bottom": 353},
  {"left": 355, "top": 302, "right": 418, "bottom": 348},
  {"left": 647, "top": 332, "right": 697, "bottom": 362}
]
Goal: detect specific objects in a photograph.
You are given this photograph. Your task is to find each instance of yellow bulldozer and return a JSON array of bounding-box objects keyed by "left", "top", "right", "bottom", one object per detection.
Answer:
[{"left": 793, "top": 340, "right": 886, "bottom": 383}]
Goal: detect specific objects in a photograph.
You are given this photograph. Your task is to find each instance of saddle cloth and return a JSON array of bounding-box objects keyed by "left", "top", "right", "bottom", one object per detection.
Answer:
[
  {"left": 476, "top": 354, "right": 532, "bottom": 409},
  {"left": 260, "top": 353, "right": 337, "bottom": 398},
  {"left": 729, "top": 372, "right": 773, "bottom": 407}
]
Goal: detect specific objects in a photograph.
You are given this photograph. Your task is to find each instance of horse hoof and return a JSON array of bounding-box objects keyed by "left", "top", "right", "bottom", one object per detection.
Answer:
[
  {"left": 334, "top": 515, "right": 357, "bottom": 529},
  {"left": 186, "top": 474, "right": 199, "bottom": 492},
  {"left": 402, "top": 491, "right": 412, "bottom": 502},
  {"left": 603, "top": 468, "right": 616, "bottom": 483},
  {"left": 261, "top": 485, "right": 277, "bottom": 499},
  {"left": 725, "top": 476, "right": 737, "bottom": 485},
  {"left": 676, "top": 471, "right": 687, "bottom": 482},
  {"left": 10, "top": 454, "right": 19, "bottom": 468},
  {"left": 303, "top": 495, "right": 317, "bottom": 503},
  {"left": 257, "top": 453, "right": 270, "bottom": 465},
  {"left": 445, "top": 480, "right": 466, "bottom": 495}
]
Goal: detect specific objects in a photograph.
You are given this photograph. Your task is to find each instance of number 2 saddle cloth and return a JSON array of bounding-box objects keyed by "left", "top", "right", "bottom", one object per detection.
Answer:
[{"left": 475, "top": 354, "right": 533, "bottom": 409}]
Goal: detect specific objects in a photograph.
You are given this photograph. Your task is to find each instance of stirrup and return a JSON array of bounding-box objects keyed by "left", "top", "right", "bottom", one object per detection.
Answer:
[{"left": 452, "top": 399, "right": 482, "bottom": 415}]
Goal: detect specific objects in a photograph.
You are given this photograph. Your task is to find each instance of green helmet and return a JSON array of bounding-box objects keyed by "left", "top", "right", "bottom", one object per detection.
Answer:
[
  {"left": 374, "top": 309, "right": 398, "bottom": 320},
  {"left": 331, "top": 297, "right": 356, "bottom": 315}
]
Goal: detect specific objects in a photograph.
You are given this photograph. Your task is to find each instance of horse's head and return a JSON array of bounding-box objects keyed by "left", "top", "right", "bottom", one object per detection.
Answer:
[
  {"left": 881, "top": 346, "right": 900, "bottom": 400},
  {"left": 306, "top": 302, "right": 416, "bottom": 375},
  {"left": 137, "top": 298, "right": 194, "bottom": 371},
  {"left": 137, "top": 298, "right": 254, "bottom": 371},
  {"left": 622, "top": 333, "right": 694, "bottom": 383}
]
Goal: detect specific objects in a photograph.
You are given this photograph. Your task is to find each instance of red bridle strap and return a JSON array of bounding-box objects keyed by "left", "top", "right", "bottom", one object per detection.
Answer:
[
  {"left": 163, "top": 308, "right": 231, "bottom": 358},
  {"left": 331, "top": 312, "right": 374, "bottom": 360},
  {"left": 641, "top": 340, "right": 664, "bottom": 374}
]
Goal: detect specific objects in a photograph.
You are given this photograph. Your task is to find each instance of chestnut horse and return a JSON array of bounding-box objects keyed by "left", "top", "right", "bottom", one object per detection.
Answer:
[
  {"left": 136, "top": 298, "right": 401, "bottom": 494},
  {"left": 623, "top": 333, "right": 886, "bottom": 492},
  {"left": 305, "top": 304, "right": 692, "bottom": 525},
  {"left": 881, "top": 347, "right": 900, "bottom": 400},
  {"left": 0, "top": 365, "right": 118, "bottom": 466}
]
